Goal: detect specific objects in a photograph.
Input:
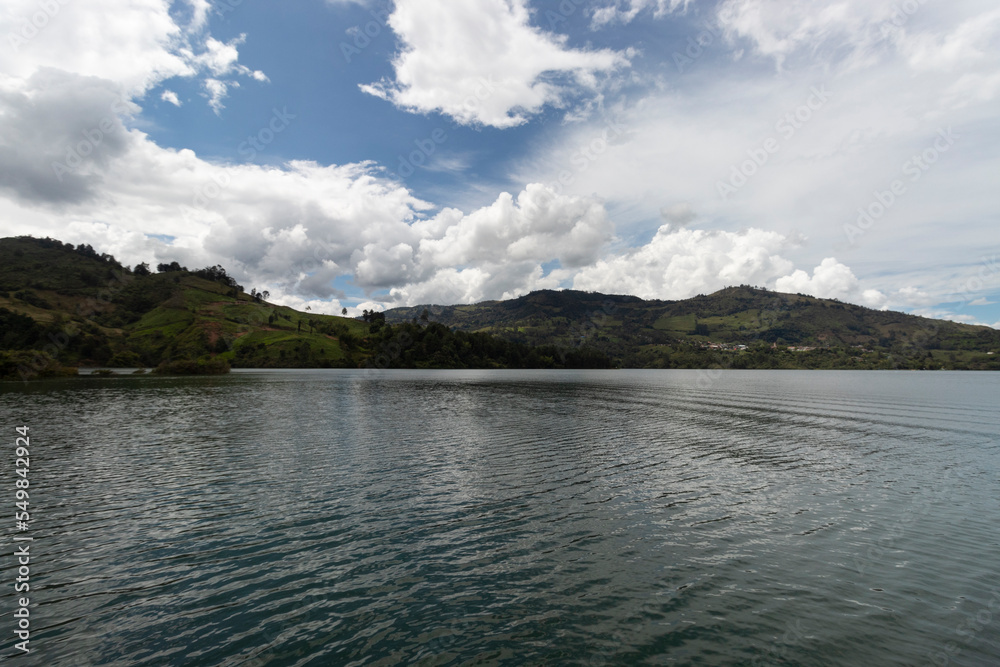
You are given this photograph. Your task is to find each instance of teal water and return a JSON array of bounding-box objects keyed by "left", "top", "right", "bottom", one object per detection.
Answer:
[{"left": 1, "top": 370, "right": 999, "bottom": 666}]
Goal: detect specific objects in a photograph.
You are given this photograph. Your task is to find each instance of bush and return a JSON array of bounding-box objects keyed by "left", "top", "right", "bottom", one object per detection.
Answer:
[{"left": 0, "top": 350, "right": 77, "bottom": 380}]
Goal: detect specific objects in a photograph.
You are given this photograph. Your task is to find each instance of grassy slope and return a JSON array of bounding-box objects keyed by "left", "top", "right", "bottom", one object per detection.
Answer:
[
  {"left": 0, "top": 237, "right": 369, "bottom": 368},
  {"left": 1, "top": 236, "right": 601, "bottom": 372},
  {"left": 386, "top": 287, "right": 1000, "bottom": 369},
  {"left": 5, "top": 236, "right": 998, "bottom": 371}
]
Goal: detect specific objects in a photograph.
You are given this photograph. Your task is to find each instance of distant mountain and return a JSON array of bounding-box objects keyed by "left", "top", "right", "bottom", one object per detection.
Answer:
[
  {"left": 0, "top": 236, "right": 611, "bottom": 378},
  {"left": 6, "top": 234, "right": 995, "bottom": 376},
  {"left": 385, "top": 287, "right": 1000, "bottom": 370}
]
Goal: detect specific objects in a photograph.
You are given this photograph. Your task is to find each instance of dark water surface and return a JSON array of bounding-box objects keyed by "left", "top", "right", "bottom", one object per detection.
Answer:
[{"left": 1, "top": 369, "right": 998, "bottom": 666}]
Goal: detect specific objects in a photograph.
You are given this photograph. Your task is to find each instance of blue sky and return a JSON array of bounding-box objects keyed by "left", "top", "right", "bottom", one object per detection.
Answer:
[{"left": 1, "top": 0, "right": 998, "bottom": 327}]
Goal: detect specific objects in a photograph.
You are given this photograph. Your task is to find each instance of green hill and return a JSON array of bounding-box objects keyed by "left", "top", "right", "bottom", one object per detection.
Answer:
[
  {"left": 385, "top": 287, "right": 1000, "bottom": 370},
  {"left": 5, "top": 235, "right": 996, "bottom": 375},
  {"left": 0, "top": 236, "right": 610, "bottom": 379}
]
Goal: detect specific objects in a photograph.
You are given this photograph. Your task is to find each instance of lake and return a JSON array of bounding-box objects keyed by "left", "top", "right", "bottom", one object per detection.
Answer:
[{"left": 1, "top": 369, "right": 998, "bottom": 665}]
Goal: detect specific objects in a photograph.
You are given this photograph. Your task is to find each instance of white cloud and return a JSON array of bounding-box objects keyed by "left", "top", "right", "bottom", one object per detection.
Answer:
[
  {"left": 572, "top": 225, "right": 795, "bottom": 300},
  {"left": 513, "top": 0, "right": 1000, "bottom": 316},
  {"left": 193, "top": 34, "right": 268, "bottom": 81},
  {"left": 380, "top": 184, "right": 614, "bottom": 304},
  {"left": 361, "top": 0, "right": 629, "bottom": 128},
  {"left": 894, "top": 286, "right": 937, "bottom": 307},
  {"left": 968, "top": 297, "right": 995, "bottom": 306},
  {"left": 0, "top": 0, "right": 265, "bottom": 111},
  {"left": 203, "top": 78, "right": 236, "bottom": 115},
  {"left": 716, "top": 0, "right": 897, "bottom": 69},
  {"left": 0, "top": 67, "right": 898, "bottom": 312},
  {"left": 187, "top": 0, "right": 212, "bottom": 31},
  {"left": 0, "top": 67, "right": 614, "bottom": 308},
  {"left": 2, "top": 0, "right": 996, "bottom": 322},
  {"left": 776, "top": 257, "right": 887, "bottom": 307},
  {"left": 901, "top": 8, "right": 1000, "bottom": 72},
  {"left": 161, "top": 90, "right": 182, "bottom": 106},
  {"left": 415, "top": 184, "right": 612, "bottom": 269},
  {"left": 591, "top": 0, "right": 694, "bottom": 28},
  {"left": 1, "top": 0, "right": 192, "bottom": 94}
]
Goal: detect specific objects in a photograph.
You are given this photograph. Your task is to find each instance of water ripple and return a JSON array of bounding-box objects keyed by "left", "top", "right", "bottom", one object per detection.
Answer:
[{"left": 1, "top": 370, "right": 998, "bottom": 665}]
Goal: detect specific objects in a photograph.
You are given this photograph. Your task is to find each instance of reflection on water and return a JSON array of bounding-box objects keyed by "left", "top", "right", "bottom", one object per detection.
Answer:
[{"left": 1, "top": 370, "right": 999, "bottom": 665}]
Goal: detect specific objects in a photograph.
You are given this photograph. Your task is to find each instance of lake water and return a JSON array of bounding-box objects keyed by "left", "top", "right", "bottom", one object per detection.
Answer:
[{"left": 1, "top": 369, "right": 999, "bottom": 666}]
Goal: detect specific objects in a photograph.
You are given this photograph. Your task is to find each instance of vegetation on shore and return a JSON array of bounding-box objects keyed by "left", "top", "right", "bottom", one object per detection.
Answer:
[
  {"left": 3, "top": 235, "right": 997, "bottom": 377},
  {"left": 0, "top": 236, "right": 612, "bottom": 378},
  {"left": 0, "top": 350, "right": 77, "bottom": 381},
  {"left": 385, "top": 287, "right": 1000, "bottom": 371}
]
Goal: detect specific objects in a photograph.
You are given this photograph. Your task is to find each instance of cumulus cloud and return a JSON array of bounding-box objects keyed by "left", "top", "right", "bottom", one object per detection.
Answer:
[
  {"left": 776, "top": 257, "right": 887, "bottom": 307},
  {"left": 360, "top": 0, "right": 629, "bottom": 127},
  {"left": 380, "top": 184, "right": 613, "bottom": 304},
  {"left": 0, "top": 70, "right": 137, "bottom": 205},
  {"left": 0, "top": 68, "right": 890, "bottom": 311},
  {"left": 0, "top": 68, "right": 615, "bottom": 308},
  {"left": 3, "top": 0, "right": 986, "bottom": 320},
  {"left": 0, "top": 0, "right": 265, "bottom": 110},
  {"left": 513, "top": 0, "right": 1000, "bottom": 317},
  {"left": 415, "top": 184, "right": 612, "bottom": 269},
  {"left": 571, "top": 226, "right": 795, "bottom": 300}
]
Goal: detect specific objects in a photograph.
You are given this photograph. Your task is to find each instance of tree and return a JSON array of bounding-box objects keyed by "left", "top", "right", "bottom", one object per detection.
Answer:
[
  {"left": 341, "top": 307, "right": 347, "bottom": 317},
  {"left": 134, "top": 262, "right": 151, "bottom": 276},
  {"left": 157, "top": 261, "right": 185, "bottom": 273},
  {"left": 420, "top": 308, "right": 430, "bottom": 323}
]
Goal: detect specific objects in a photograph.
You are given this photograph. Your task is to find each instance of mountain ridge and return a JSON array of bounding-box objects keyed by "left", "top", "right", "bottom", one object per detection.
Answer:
[
  {"left": 385, "top": 285, "right": 1000, "bottom": 369},
  {"left": 0, "top": 236, "right": 611, "bottom": 377},
  {"left": 3, "top": 234, "right": 997, "bottom": 374}
]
